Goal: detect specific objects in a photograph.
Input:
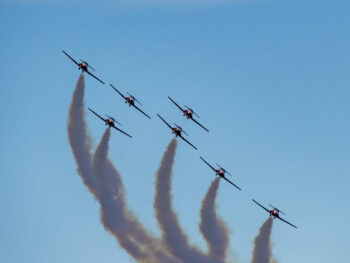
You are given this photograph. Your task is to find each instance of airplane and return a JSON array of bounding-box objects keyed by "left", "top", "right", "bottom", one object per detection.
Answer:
[
  {"left": 157, "top": 114, "right": 198, "bottom": 150},
  {"left": 168, "top": 96, "right": 209, "bottom": 132},
  {"left": 105, "top": 114, "right": 122, "bottom": 125},
  {"left": 252, "top": 199, "right": 297, "bottom": 229},
  {"left": 88, "top": 108, "right": 132, "bottom": 138},
  {"left": 62, "top": 50, "right": 105, "bottom": 84},
  {"left": 110, "top": 84, "right": 151, "bottom": 119},
  {"left": 200, "top": 156, "right": 241, "bottom": 190}
]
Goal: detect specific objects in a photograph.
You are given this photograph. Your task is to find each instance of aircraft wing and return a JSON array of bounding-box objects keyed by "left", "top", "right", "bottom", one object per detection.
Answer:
[
  {"left": 179, "top": 135, "right": 198, "bottom": 150},
  {"left": 200, "top": 157, "right": 216, "bottom": 172},
  {"left": 190, "top": 117, "right": 209, "bottom": 132},
  {"left": 110, "top": 84, "right": 126, "bottom": 99},
  {"left": 277, "top": 216, "right": 297, "bottom": 229},
  {"left": 222, "top": 176, "right": 241, "bottom": 190},
  {"left": 111, "top": 125, "right": 132, "bottom": 138},
  {"left": 133, "top": 104, "right": 151, "bottom": 119},
  {"left": 168, "top": 96, "right": 184, "bottom": 112},
  {"left": 252, "top": 199, "right": 270, "bottom": 213},
  {"left": 62, "top": 50, "right": 79, "bottom": 66},
  {"left": 86, "top": 70, "right": 105, "bottom": 84},
  {"left": 157, "top": 114, "right": 173, "bottom": 130},
  {"left": 88, "top": 108, "right": 106, "bottom": 122}
]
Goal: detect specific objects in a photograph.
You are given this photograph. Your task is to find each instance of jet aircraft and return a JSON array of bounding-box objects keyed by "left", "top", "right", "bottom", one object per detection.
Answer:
[
  {"left": 110, "top": 84, "right": 151, "bottom": 119},
  {"left": 88, "top": 108, "right": 132, "bottom": 138},
  {"left": 62, "top": 50, "right": 105, "bottom": 84},
  {"left": 168, "top": 96, "right": 209, "bottom": 132},
  {"left": 252, "top": 199, "right": 297, "bottom": 228},
  {"left": 200, "top": 156, "right": 241, "bottom": 190},
  {"left": 157, "top": 114, "right": 198, "bottom": 150}
]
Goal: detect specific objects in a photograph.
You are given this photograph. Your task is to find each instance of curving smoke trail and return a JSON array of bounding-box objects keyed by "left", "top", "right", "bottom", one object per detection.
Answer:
[
  {"left": 67, "top": 74, "right": 142, "bottom": 259},
  {"left": 67, "top": 75, "right": 178, "bottom": 263},
  {"left": 67, "top": 75, "right": 279, "bottom": 263},
  {"left": 92, "top": 128, "right": 148, "bottom": 261},
  {"left": 92, "top": 129, "right": 181, "bottom": 263},
  {"left": 251, "top": 217, "right": 274, "bottom": 263},
  {"left": 153, "top": 139, "right": 211, "bottom": 263},
  {"left": 67, "top": 74, "right": 98, "bottom": 197},
  {"left": 200, "top": 177, "right": 230, "bottom": 263}
]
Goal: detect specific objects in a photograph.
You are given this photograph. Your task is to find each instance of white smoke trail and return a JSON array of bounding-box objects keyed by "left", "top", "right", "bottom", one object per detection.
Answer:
[
  {"left": 199, "top": 177, "right": 230, "bottom": 263},
  {"left": 67, "top": 75, "right": 177, "bottom": 263},
  {"left": 251, "top": 217, "right": 274, "bottom": 263},
  {"left": 92, "top": 129, "right": 181, "bottom": 263},
  {"left": 67, "top": 74, "right": 235, "bottom": 263},
  {"left": 66, "top": 74, "right": 142, "bottom": 257},
  {"left": 67, "top": 74, "right": 98, "bottom": 197},
  {"left": 153, "top": 139, "right": 212, "bottom": 263},
  {"left": 92, "top": 128, "right": 148, "bottom": 260}
]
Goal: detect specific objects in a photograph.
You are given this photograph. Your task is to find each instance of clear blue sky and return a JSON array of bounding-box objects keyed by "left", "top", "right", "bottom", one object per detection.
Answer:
[{"left": 1, "top": 0, "right": 349, "bottom": 262}]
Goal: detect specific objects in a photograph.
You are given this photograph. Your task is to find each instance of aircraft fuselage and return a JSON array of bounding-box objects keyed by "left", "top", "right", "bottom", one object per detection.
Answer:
[
  {"left": 269, "top": 210, "right": 279, "bottom": 218},
  {"left": 78, "top": 63, "right": 88, "bottom": 72},
  {"left": 172, "top": 128, "right": 181, "bottom": 137},
  {"left": 183, "top": 110, "right": 193, "bottom": 119},
  {"left": 216, "top": 169, "right": 225, "bottom": 176},
  {"left": 126, "top": 97, "right": 135, "bottom": 106},
  {"left": 105, "top": 119, "right": 115, "bottom": 128}
]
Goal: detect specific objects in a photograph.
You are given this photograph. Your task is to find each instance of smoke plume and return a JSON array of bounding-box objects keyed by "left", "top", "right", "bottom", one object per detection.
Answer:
[
  {"left": 67, "top": 75, "right": 176, "bottom": 263},
  {"left": 67, "top": 75, "right": 278, "bottom": 263},
  {"left": 92, "top": 129, "right": 180, "bottom": 263},
  {"left": 200, "top": 177, "right": 230, "bottom": 263},
  {"left": 251, "top": 217, "right": 274, "bottom": 263},
  {"left": 92, "top": 128, "right": 147, "bottom": 260},
  {"left": 153, "top": 139, "right": 212, "bottom": 262},
  {"left": 67, "top": 74, "right": 98, "bottom": 197}
]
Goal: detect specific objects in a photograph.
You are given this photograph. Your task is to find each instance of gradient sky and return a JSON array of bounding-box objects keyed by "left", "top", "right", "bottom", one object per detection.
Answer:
[{"left": 1, "top": 0, "right": 349, "bottom": 262}]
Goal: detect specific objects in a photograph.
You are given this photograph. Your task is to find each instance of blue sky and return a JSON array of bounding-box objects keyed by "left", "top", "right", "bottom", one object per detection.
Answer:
[{"left": 1, "top": 0, "right": 349, "bottom": 262}]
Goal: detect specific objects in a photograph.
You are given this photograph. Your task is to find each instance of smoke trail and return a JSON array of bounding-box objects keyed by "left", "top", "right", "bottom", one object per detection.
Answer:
[
  {"left": 67, "top": 74, "right": 147, "bottom": 260},
  {"left": 67, "top": 74, "right": 180, "bottom": 263},
  {"left": 93, "top": 129, "right": 181, "bottom": 263},
  {"left": 251, "top": 217, "right": 274, "bottom": 263},
  {"left": 200, "top": 177, "right": 230, "bottom": 263},
  {"left": 154, "top": 139, "right": 210, "bottom": 263},
  {"left": 67, "top": 74, "right": 98, "bottom": 197},
  {"left": 92, "top": 128, "right": 146, "bottom": 260},
  {"left": 67, "top": 74, "right": 232, "bottom": 263}
]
